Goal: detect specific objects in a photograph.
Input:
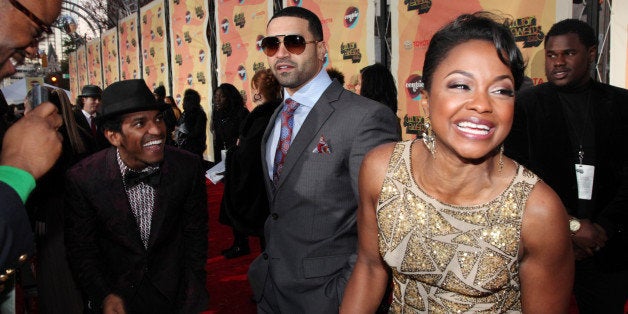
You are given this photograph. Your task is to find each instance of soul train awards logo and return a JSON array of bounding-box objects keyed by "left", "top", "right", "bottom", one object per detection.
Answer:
[
  {"left": 405, "top": 74, "right": 423, "bottom": 100},
  {"left": 222, "top": 42, "right": 232, "bottom": 56},
  {"left": 405, "top": 0, "right": 431, "bottom": 14},
  {"left": 234, "top": 12, "right": 246, "bottom": 28},
  {"left": 344, "top": 7, "right": 359, "bottom": 28},
  {"left": 507, "top": 16, "right": 544, "bottom": 48},
  {"left": 221, "top": 18, "right": 230, "bottom": 34},
  {"left": 238, "top": 65, "right": 247, "bottom": 80},
  {"left": 340, "top": 42, "right": 362, "bottom": 63},
  {"left": 403, "top": 115, "right": 425, "bottom": 135},
  {"left": 253, "top": 62, "right": 266, "bottom": 72}
]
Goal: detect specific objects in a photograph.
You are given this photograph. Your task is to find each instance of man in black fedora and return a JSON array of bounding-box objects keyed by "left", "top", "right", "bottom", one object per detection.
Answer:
[
  {"left": 74, "top": 84, "right": 109, "bottom": 156},
  {"left": 64, "top": 79, "right": 209, "bottom": 313}
]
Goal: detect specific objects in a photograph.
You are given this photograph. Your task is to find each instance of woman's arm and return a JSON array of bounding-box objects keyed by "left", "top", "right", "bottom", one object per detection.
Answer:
[
  {"left": 340, "top": 143, "right": 395, "bottom": 313},
  {"left": 519, "top": 180, "right": 574, "bottom": 313}
]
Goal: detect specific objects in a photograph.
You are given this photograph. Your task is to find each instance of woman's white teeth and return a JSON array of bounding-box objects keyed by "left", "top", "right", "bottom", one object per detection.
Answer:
[{"left": 456, "top": 121, "right": 490, "bottom": 135}]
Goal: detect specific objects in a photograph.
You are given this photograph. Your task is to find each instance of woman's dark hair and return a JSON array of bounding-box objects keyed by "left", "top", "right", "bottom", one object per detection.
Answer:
[
  {"left": 214, "top": 83, "right": 245, "bottom": 111},
  {"left": 422, "top": 12, "right": 525, "bottom": 92},
  {"left": 359, "top": 63, "right": 398, "bottom": 113},
  {"left": 251, "top": 69, "right": 281, "bottom": 102},
  {"left": 183, "top": 88, "right": 201, "bottom": 111}
]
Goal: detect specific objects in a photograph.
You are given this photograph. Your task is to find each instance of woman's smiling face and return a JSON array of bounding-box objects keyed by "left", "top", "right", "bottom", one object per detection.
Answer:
[{"left": 423, "top": 39, "right": 516, "bottom": 162}]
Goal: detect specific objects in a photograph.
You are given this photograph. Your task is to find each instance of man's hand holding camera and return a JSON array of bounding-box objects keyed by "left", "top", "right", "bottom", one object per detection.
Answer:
[{"left": 1, "top": 102, "right": 63, "bottom": 179}]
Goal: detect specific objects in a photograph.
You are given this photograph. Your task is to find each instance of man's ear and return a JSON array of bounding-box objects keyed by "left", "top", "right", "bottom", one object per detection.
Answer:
[
  {"left": 104, "top": 129, "right": 121, "bottom": 146},
  {"left": 587, "top": 45, "right": 597, "bottom": 64},
  {"left": 317, "top": 41, "right": 327, "bottom": 62}
]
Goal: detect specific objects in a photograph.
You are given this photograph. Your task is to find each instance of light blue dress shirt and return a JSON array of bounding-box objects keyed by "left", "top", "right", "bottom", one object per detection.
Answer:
[{"left": 265, "top": 68, "right": 333, "bottom": 179}]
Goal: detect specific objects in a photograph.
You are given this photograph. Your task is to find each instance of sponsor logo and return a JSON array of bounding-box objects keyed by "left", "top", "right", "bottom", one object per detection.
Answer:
[
  {"left": 344, "top": 7, "right": 359, "bottom": 28},
  {"left": 405, "top": 74, "right": 423, "bottom": 100},
  {"left": 256, "top": 35, "right": 264, "bottom": 51},
  {"left": 221, "top": 18, "right": 229, "bottom": 33},
  {"left": 238, "top": 65, "right": 247, "bottom": 80}
]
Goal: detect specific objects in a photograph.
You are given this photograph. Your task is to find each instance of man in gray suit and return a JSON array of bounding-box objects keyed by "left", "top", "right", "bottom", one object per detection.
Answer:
[{"left": 248, "top": 6, "right": 399, "bottom": 313}]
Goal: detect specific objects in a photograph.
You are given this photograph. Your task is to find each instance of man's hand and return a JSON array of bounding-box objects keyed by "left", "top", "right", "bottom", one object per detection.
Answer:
[
  {"left": 0, "top": 102, "right": 63, "bottom": 179},
  {"left": 572, "top": 219, "right": 608, "bottom": 259},
  {"left": 103, "top": 293, "right": 126, "bottom": 314}
]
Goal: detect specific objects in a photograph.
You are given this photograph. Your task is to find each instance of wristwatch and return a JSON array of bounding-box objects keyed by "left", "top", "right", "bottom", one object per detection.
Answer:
[{"left": 569, "top": 217, "right": 581, "bottom": 235}]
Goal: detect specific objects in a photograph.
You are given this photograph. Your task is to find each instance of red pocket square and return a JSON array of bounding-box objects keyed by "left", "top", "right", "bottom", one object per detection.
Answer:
[{"left": 312, "top": 135, "right": 331, "bottom": 154}]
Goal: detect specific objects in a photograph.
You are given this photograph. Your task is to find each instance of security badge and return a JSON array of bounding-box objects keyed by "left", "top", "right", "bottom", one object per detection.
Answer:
[{"left": 575, "top": 149, "right": 594, "bottom": 200}]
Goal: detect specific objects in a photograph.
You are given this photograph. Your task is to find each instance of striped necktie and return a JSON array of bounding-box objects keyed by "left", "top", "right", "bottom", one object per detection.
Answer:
[{"left": 272, "top": 98, "right": 300, "bottom": 187}]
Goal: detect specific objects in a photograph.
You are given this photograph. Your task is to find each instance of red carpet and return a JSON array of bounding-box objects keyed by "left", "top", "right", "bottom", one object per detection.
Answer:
[{"left": 203, "top": 182, "right": 260, "bottom": 314}]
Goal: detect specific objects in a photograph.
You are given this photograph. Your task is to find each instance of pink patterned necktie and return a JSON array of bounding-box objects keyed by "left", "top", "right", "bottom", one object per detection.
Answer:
[{"left": 273, "top": 98, "right": 300, "bottom": 187}]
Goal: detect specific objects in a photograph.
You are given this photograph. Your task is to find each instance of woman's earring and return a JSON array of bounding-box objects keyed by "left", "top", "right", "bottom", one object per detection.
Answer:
[
  {"left": 422, "top": 117, "right": 436, "bottom": 158},
  {"left": 498, "top": 144, "right": 504, "bottom": 173}
]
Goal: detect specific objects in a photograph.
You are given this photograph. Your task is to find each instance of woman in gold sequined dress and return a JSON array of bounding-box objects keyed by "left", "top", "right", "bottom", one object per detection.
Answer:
[{"left": 340, "top": 13, "right": 574, "bottom": 313}]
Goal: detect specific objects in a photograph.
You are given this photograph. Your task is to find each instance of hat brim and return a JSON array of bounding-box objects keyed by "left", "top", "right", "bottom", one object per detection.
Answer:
[{"left": 99, "top": 102, "right": 169, "bottom": 121}]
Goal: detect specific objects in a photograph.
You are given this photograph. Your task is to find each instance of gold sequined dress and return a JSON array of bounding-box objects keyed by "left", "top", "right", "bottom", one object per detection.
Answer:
[{"left": 377, "top": 141, "right": 539, "bottom": 313}]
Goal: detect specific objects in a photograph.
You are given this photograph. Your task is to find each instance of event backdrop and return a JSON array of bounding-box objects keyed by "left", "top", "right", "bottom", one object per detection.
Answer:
[
  {"left": 68, "top": 52, "right": 78, "bottom": 100},
  {"left": 284, "top": 0, "right": 375, "bottom": 93},
  {"left": 216, "top": 0, "right": 273, "bottom": 110},
  {"left": 102, "top": 27, "right": 120, "bottom": 87},
  {"left": 76, "top": 45, "right": 88, "bottom": 90},
  {"left": 86, "top": 39, "right": 104, "bottom": 88},
  {"left": 392, "top": 0, "right": 566, "bottom": 138},
  {"left": 609, "top": 0, "right": 627, "bottom": 88},
  {"left": 119, "top": 14, "right": 141, "bottom": 81},
  {"left": 169, "top": 0, "right": 213, "bottom": 160},
  {"left": 141, "top": 0, "right": 170, "bottom": 93}
]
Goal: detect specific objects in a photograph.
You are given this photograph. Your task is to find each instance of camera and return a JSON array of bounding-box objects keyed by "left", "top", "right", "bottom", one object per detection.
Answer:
[{"left": 28, "top": 84, "right": 49, "bottom": 109}]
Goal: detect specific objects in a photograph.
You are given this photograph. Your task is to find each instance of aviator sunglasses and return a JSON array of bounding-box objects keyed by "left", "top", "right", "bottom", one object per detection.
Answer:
[{"left": 260, "top": 35, "right": 319, "bottom": 57}]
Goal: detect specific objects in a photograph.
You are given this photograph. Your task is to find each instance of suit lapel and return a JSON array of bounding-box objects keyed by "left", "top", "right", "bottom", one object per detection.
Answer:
[
  {"left": 273, "top": 82, "right": 342, "bottom": 192},
  {"left": 149, "top": 151, "right": 171, "bottom": 249},
  {"left": 261, "top": 106, "right": 282, "bottom": 199}
]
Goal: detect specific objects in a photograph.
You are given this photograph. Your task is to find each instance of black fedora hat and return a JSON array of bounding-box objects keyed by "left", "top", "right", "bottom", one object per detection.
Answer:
[
  {"left": 79, "top": 85, "right": 103, "bottom": 98},
  {"left": 99, "top": 79, "right": 168, "bottom": 120}
]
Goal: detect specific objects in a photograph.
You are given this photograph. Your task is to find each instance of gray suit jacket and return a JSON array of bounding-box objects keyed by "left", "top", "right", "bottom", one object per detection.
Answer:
[{"left": 248, "top": 81, "right": 399, "bottom": 313}]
